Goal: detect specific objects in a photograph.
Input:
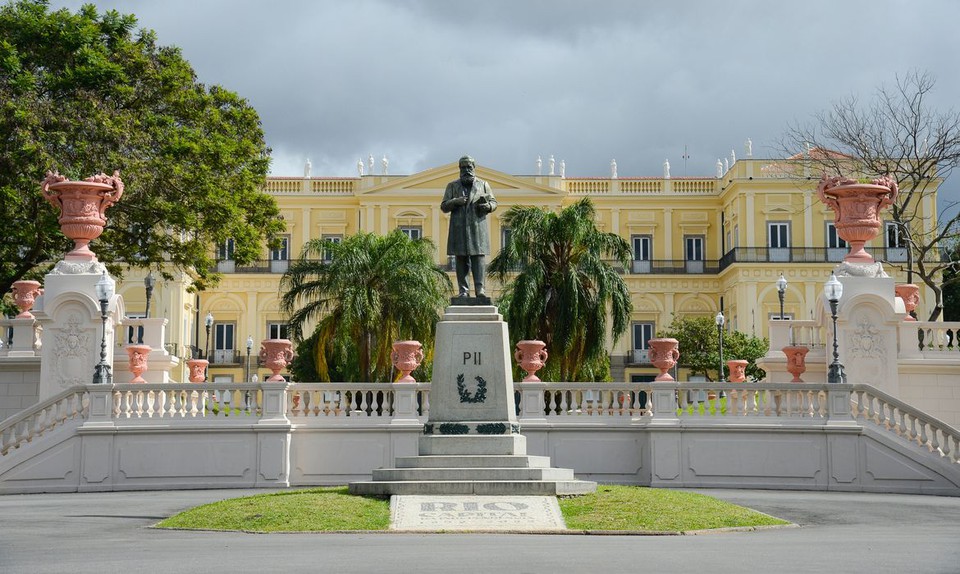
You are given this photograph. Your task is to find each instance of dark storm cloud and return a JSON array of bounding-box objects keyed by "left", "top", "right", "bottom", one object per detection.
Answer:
[{"left": 42, "top": 0, "right": 960, "bottom": 214}]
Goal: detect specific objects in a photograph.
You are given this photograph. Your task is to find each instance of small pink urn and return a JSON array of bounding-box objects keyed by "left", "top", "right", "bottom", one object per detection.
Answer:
[
  {"left": 648, "top": 338, "right": 680, "bottom": 382},
  {"left": 186, "top": 358, "right": 209, "bottom": 383},
  {"left": 514, "top": 340, "right": 548, "bottom": 382},
  {"left": 41, "top": 170, "right": 124, "bottom": 261},
  {"left": 817, "top": 174, "right": 898, "bottom": 264},
  {"left": 727, "top": 359, "right": 749, "bottom": 383},
  {"left": 11, "top": 280, "right": 43, "bottom": 319},
  {"left": 895, "top": 284, "right": 920, "bottom": 321},
  {"left": 259, "top": 339, "right": 294, "bottom": 382},
  {"left": 782, "top": 345, "right": 809, "bottom": 383},
  {"left": 391, "top": 340, "right": 424, "bottom": 382},
  {"left": 126, "top": 344, "right": 151, "bottom": 383}
]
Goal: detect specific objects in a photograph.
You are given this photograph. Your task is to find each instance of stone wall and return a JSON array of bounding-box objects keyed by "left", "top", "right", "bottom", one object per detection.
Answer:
[{"left": 0, "top": 358, "right": 40, "bottom": 423}]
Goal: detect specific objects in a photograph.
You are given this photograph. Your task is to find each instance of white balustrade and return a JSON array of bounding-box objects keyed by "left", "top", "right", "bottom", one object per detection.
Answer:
[{"left": 0, "top": 388, "right": 88, "bottom": 456}]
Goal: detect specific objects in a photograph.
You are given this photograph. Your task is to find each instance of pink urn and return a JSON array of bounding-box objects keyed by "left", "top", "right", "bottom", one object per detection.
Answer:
[
  {"left": 126, "top": 344, "right": 151, "bottom": 383},
  {"left": 648, "top": 338, "right": 680, "bottom": 382},
  {"left": 895, "top": 284, "right": 920, "bottom": 321},
  {"left": 11, "top": 280, "right": 43, "bottom": 319},
  {"left": 514, "top": 340, "right": 548, "bottom": 382},
  {"left": 782, "top": 345, "right": 809, "bottom": 383},
  {"left": 391, "top": 340, "right": 424, "bottom": 382},
  {"left": 817, "top": 174, "right": 898, "bottom": 264},
  {"left": 259, "top": 339, "right": 294, "bottom": 382},
  {"left": 40, "top": 170, "right": 124, "bottom": 262},
  {"left": 727, "top": 359, "right": 749, "bottom": 383},
  {"left": 186, "top": 358, "right": 209, "bottom": 383}
]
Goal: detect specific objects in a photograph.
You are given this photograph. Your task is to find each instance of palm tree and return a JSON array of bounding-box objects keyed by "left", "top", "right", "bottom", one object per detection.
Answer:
[
  {"left": 488, "top": 197, "right": 632, "bottom": 381},
  {"left": 280, "top": 230, "right": 451, "bottom": 382}
]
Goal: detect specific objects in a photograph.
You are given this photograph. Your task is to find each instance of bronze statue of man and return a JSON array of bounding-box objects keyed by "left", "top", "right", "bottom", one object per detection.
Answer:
[{"left": 441, "top": 155, "right": 497, "bottom": 298}]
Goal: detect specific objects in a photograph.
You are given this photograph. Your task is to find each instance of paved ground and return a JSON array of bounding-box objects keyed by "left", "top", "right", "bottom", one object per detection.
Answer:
[{"left": 0, "top": 488, "right": 958, "bottom": 574}]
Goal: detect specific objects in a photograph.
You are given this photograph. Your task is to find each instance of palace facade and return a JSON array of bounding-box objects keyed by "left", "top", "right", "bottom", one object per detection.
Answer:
[{"left": 114, "top": 155, "right": 939, "bottom": 383}]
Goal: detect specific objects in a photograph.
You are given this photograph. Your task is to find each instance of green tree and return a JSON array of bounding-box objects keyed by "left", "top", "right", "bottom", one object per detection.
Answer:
[
  {"left": 658, "top": 315, "right": 769, "bottom": 382},
  {"left": 488, "top": 197, "right": 632, "bottom": 381},
  {"left": 280, "top": 230, "right": 451, "bottom": 382},
  {"left": 0, "top": 0, "right": 283, "bottom": 295}
]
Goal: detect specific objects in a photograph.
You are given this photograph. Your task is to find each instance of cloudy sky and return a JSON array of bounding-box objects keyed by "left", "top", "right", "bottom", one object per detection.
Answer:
[{"left": 48, "top": 0, "right": 960, "bottom": 208}]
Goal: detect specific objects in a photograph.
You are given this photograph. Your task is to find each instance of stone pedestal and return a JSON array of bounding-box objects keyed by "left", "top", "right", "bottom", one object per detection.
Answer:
[
  {"left": 828, "top": 276, "right": 902, "bottom": 396},
  {"left": 423, "top": 305, "right": 517, "bottom": 437},
  {"left": 114, "top": 318, "right": 178, "bottom": 383},
  {"left": 350, "top": 305, "right": 596, "bottom": 496},
  {"left": 33, "top": 261, "right": 123, "bottom": 401}
]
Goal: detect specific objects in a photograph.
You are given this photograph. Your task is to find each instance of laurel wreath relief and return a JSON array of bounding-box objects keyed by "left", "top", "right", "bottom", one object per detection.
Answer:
[{"left": 456, "top": 373, "right": 488, "bottom": 404}]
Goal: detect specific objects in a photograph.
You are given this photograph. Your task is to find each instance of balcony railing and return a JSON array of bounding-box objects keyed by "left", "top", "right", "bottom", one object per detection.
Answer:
[{"left": 717, "top": 247, "right": 934, "bottom": 270}]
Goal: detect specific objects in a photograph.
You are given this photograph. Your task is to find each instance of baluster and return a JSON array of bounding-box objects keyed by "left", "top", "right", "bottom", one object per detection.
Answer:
[{"left": 919, "top": 420, "right": 930, "bottom": 450}]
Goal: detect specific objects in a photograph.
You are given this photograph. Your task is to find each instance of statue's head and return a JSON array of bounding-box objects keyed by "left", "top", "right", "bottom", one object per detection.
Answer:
[{"left": 459, "top": 155, "right": 475, "bottom": 183}]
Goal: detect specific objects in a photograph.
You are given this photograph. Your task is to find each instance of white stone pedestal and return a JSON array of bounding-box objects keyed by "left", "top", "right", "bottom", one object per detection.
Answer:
[{"left": 33, "top": 261, "right": 123, "bottom": 401}]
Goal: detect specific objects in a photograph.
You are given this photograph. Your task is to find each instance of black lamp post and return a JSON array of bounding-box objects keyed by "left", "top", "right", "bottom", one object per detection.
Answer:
[
  {"left": 144, "top": 272, "right": 155, "bottom": 318},
  {"left": 715, "top": 310, "right": 725, "bottom": 383},
  {"left": 825, "top": 272, "right": 847, "bottom": 384},
  {"left": 245, "top": 335, "right": 254, "bottom": 382},
  {"left": 138, "top": 272, "right": 156, "bottom": 344},
  {"left": 204, "top": 312, "right": 214, "bottom": 361},
  {"left": 776, "top": 272, "right": 788, "bottom": 320},
  {"left": 93, "top": 271, "right": 114, "bottom": 385}
]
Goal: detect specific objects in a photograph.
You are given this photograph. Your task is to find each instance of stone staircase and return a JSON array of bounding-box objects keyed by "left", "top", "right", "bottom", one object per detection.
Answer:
[{"left": 348, "top": 434, "right": 597, "bottom": 496}]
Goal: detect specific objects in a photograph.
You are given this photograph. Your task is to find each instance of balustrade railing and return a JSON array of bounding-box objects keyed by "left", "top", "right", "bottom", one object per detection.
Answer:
[
  {"left": 851, "top": 384, "right": 960, "bottom": 465},
  {"left": 3, "top": 381, "right": 957, "bottom": 471},
  {"left": 0, "top": 388, "right": 88, "bottom": 456},
  {"left": 112, "top": 383, "right": 263, "bottom": 419}
]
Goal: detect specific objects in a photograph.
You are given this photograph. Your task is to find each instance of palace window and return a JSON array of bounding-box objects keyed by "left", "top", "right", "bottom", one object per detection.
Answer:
[
  {"left": 321, "top": 235, "right": 342, "bottom": 262},
  {"left": 631, "top": 322, "right": 655, "bottom": 364},
  {"left": 214, "top": 323, "right": 236, "bottom": 364},
  {"left": 767, "top": 222, "right": 790, "bottom": 262},
  {"left": 399, "top": 226, "right": 422, "bottom": 240},
  {"left": 267, "top": 322, "right": 289, "bottom": 340},
  {"left": 631, "top": 235, "right": 652, "bottom": 273}
]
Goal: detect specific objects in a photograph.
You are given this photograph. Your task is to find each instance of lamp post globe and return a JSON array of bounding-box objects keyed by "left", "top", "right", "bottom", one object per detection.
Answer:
[{"left": 824, "top": 272, "right": 846, "bottom": 384}]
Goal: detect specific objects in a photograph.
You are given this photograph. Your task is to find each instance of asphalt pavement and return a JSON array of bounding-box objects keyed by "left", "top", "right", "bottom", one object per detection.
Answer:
[{"left": 0, "top": 487, "right": 958, "bottom": 574}]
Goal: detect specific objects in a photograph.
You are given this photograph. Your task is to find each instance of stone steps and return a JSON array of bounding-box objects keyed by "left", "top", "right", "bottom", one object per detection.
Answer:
[
  {"left": 349, "top": 479, "right": 597, "bottom": 496},
  {"left": 394, "top": 454, "right": 553, "bottom": 468},
  {"left": 372, "top": 467, "right": 575, "bottom": 481}
]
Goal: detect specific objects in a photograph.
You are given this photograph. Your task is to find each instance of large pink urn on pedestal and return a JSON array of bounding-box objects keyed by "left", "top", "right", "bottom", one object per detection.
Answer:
[
  {"left": 782, "top": 345, "right": 809, "bottom": 383},
  {"left": 515, "top": 340, "right": 548, "bottom": 382},
  {"left": 186, "top": 359, "right": 209, "bottom": 383},
  {"left": 391, "top": 340, "right": 424, "bottom": 382},
  {"left": 648, "top": 338, "right": 680, "bottom": 382},
  {"left": 817, "top": 174, "right": 898, "bottom": 264},
  {"left": 259, "top": 339, "right": 294, "bottom": 382},
  {"left": 41, "top": 171, "right": 124, "bottom": 261},
  {"left": 727, "top": 359, "right": 749, "bottom": 383},
  {"left": 10, "top": 280, "right": 43, "bottom": 319},
  {"left": 126, "top": 344, "right": 151, "bottom": 383},
  {"left": 895, "top": 284, "right": 920, "bottom": 321}
]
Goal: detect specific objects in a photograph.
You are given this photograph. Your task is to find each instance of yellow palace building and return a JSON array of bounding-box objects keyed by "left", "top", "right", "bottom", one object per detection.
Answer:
[{"left": 116, "top": 153, "right": 938, "bottom": 383}]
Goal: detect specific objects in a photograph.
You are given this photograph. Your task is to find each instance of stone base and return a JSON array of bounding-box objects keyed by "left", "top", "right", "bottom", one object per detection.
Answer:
[
  {"left": 347, "top": 434, "right": 597, "bottom": 496},
  {"left": 835, "top": 260, "right": 888, "bottom": 278},
  {"left": 451, "top": 294, "right": 492, "bottom": 306}
]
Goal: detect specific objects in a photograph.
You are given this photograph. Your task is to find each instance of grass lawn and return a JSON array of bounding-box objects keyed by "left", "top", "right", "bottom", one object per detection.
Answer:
[
  {"left": 559, "top": 485, "right": 787, "bottom": 531},
  {"left": 156, "top": 485, "right": 787, "bottom": 533}
]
